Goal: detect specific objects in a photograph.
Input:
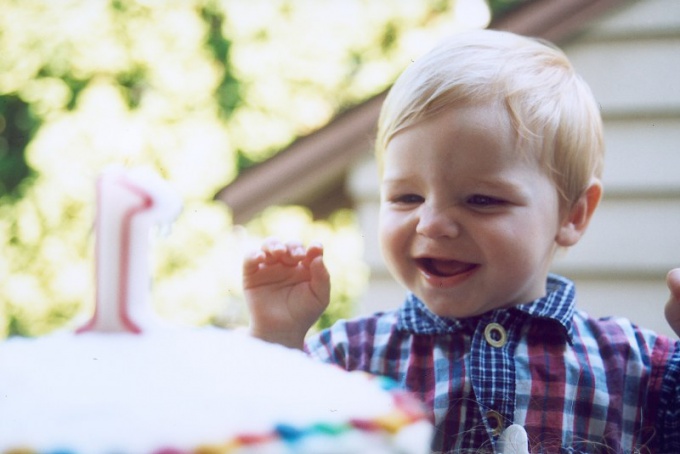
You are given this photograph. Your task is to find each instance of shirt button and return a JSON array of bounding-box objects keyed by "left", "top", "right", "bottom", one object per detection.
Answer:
[
  {"left": 484, "top": 322, "right": 507, "bottom": 347},
  {"left": 486, "top": 410, "right": 505, "bottom": 437}
]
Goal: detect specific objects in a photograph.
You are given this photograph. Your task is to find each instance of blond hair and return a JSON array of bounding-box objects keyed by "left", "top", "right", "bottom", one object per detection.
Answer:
[{"left": 376, "top": 29, "right": 604, "bottom": 206}]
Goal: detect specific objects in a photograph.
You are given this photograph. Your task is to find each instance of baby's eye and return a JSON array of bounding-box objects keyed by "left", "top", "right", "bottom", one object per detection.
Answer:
[
  {"left": 392, "top": 194, "right": 424, "bottom": 205},
  {"left": 466, "top": 194, "right": 505, "bottom": 207}
]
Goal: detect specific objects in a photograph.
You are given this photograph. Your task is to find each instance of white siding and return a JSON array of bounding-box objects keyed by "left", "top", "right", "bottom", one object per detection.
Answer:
[{"left": 554, "top": 0, "right": 680, "bottom": 337}]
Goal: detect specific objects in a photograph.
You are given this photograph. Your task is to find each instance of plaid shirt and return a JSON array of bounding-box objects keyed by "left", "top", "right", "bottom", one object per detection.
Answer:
[{"left": 305, "top": 275, "right": 680, "bottom": 453}]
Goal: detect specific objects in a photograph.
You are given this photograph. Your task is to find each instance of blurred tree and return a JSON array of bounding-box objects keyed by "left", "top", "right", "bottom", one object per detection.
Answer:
[
  {"left": 487, "top": 0, "right": 527, "bottom": 18},
  {"left": 0, "top": 0, "right": 242, "bottom": 336},
  {"left": 0, "top": 0, "right": 476, "bottom": 338}
]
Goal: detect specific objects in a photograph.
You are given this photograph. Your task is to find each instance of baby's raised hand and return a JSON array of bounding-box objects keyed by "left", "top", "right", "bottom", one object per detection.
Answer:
[
  {"left": 664, "top": 268, "right": 680, "bottom": 338},
  {"left": 243, "top": 238, "right": 330, "bottom": 349}
]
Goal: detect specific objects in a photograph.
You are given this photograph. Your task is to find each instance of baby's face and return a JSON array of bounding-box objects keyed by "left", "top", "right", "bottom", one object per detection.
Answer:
[{"left": 378, "top": 102, "right": 566, "bottom": 318}]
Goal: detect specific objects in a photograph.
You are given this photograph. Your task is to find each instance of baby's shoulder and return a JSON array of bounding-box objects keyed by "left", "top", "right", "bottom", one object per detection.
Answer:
[{"left": 571, "top": 309, "right": 678, "bottom": 362}]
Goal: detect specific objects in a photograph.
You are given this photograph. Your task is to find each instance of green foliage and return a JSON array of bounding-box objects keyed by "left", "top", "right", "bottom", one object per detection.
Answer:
[
  {"left": 0, "top": 0, "right": 242, "bottom": 337},
  {"left": 487, "top": 0, "right": 528, "bottom": 18},
  {"left": 199, "top": 3, "right": 241, "bottom": 119},
  {"left": 0, "top": 95, "right": 38, "bottom": 198},
  {"left": 221, "top": 0, "right": 470, "bottom": 169}
]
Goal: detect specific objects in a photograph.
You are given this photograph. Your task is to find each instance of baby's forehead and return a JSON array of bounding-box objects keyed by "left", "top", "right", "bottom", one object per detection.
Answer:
[
  {"left": 387, "top": 106, "right": 543, "bottom": 162},
  {"left": 381, "top": 108, "right": 559, "bottom": 185},
  {"left": 395, "top": 101, "right": 538, "bottom": 152}
]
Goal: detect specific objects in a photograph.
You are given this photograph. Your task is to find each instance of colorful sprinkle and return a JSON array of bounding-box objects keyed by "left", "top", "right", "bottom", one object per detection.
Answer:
[
  {"left": 234, "top": 432, "right": 277, "bottom": 445},
  {"left": 350, "top": 418, "right": 381, "bottom": 432},
  {"left": 374, "top": 412, "right": 412, "bottom": 434},
  {"left": 194, "top": 444, "right": 233, "bottom": 454},
  {"left": 310, "top": 422, "right": 349, "bottom": 436},
  {"left": 275, "top": 424, "right": 306, "bottom": 442},
  {"left": 153, "top": 448, "right": 187, "bottom": 454}
]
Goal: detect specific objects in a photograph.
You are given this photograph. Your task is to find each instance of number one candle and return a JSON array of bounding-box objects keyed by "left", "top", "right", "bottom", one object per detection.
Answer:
[{"left": 78, "top": 166, "right": 182, "bottom": 334}]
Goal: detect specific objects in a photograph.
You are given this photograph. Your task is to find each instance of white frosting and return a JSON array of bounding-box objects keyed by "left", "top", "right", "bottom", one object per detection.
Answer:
[{"left": 0, "top": 328, "right": 431, "bottom": 453}]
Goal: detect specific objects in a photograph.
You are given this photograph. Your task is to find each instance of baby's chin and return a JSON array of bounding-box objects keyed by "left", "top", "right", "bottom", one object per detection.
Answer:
[{"left": 417, "top": 295, "right": 496, "bottom": 320}]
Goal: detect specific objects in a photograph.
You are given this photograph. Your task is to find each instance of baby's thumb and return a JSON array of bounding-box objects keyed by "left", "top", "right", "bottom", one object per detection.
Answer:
[
  {"left": 309, "top": 255, "right": 331, "bottom": 307},
  {"left": 664, "top": 269, "right": 680, "bottom": 338}
]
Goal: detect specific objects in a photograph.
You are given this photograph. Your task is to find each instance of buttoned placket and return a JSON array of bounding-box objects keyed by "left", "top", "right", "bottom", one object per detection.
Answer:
[{"left": 469, "top": 312, "right": 521, "bottom": 447}]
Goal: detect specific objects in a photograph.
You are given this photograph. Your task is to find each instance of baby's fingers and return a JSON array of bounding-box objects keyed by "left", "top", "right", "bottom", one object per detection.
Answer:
[
  {"left": 261, "top": 237, "right": 286, "bottom": 263},
  {"left": 301, "top": 241, "right": 324, "bottom": 268},
  {"left": 283, "top": 240, "right": 306, "bottom": 265},
  {"left": 261, "top": 237, "right": 306, "bottom": 266},
  {"left": 242, "top": 249, "right": 267, "bottom": 278}
]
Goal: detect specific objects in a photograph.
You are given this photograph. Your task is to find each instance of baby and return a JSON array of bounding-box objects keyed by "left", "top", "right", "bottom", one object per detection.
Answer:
[{"left": 244, "top": 30, "right": 680, "bottom": 453}]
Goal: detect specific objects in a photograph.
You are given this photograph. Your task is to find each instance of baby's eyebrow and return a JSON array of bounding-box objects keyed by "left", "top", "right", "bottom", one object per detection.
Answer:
[
  {"left": 471, "top": 176, "right": 524, "bottom": 191},
  {"left": 477, "top": 181, "right": 518, "bottom": 192},
  {"left": 380, "top": 175, "right": 417, "bottom": 186},
  {"left": 466, "top": 178, "right": 534, "bottom": 201}
]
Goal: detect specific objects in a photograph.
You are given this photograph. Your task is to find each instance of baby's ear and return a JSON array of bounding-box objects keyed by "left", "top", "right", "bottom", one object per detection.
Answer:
[{"left": 556, "top": 179, "right": 602, "bottom": 247}]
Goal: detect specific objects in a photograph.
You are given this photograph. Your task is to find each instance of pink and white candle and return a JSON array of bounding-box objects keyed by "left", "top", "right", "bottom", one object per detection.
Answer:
[{"left": 78, "top": 166, "right": 182, "bottom": 334}]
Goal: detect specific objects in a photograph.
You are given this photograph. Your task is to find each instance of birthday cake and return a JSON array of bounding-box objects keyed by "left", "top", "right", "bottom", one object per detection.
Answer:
[
  {"left": 0, "top": 328, "right": 432, "bottom": 453},
  {"left": 0, "top": 167, "right": 433, "bottom": 454}
]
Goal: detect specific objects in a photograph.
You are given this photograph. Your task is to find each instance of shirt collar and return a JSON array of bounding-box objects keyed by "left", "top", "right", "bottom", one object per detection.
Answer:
[
  {"left": 396, "top": 274, "right": 576, "bottom": 340},
  {"left": 513, "top": 274, "right": 576, "bottom": 340}
]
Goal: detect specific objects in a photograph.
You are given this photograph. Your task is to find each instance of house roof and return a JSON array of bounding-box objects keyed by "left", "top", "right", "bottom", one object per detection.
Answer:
[{"left": 216, "top": 0, "right": 626, "bottom": 224}]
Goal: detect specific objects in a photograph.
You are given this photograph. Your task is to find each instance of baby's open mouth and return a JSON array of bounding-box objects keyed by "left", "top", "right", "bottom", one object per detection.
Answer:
[{"left": 416, "top": 258, "right": 477, "bottom": 277}]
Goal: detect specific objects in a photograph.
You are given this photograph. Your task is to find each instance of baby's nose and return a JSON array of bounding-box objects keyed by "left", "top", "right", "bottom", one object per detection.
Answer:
[{"left": 415, "top": 205, "right": 461, "bottom": 239}]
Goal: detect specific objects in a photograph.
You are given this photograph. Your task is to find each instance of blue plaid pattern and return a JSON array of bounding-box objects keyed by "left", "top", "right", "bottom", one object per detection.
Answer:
[{"left": 305, "top": 274, "right": 680, "bottom": 453}]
